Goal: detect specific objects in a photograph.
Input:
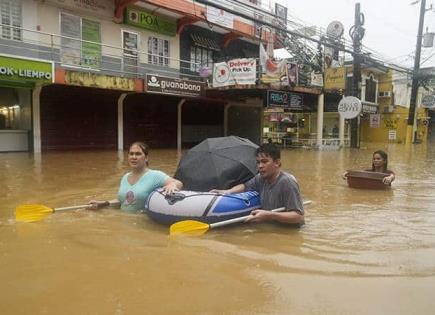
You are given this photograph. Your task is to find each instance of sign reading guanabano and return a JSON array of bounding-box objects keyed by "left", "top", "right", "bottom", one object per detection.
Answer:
[
  {"left": 125, "top": 6, "right": 176, "bottom": 36},
  {"left": 0, "top": 55, "right": 53, "bottom": 86},
  {"left": 145, "top": 74, "right": 205, "bottom": 97}
]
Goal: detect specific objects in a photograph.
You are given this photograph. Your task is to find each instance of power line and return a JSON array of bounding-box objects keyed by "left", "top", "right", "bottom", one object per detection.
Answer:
[{"left": 193, "top": 0, "right": 412, "bottom": 74}]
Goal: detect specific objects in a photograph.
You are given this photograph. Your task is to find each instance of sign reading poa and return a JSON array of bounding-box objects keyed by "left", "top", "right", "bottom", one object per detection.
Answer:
[{"left": 338, "top": 96, "right": 362, "bottom": 119}]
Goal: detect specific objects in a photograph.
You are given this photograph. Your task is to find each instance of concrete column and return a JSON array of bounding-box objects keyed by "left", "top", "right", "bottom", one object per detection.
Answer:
[
  {"left": 339, "top": 115, "right": 345, "bottom": 146},
  {"left": 316, "top": 93, "right": 324, "bottom": 146},
  {"left": 177, "top": 99, "right": 186, "bottom": 152},
  {"left": 32, "top": 85, "right": 43, "bottom": 153},
  {"left": 339, "top": 95, "right": 345, "bottom": 146},
  {"left": 117, "top": 93, "right": 128, "bottom": 150}
]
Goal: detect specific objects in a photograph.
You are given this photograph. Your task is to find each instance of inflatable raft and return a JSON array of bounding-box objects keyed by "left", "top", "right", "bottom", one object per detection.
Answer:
[
  {"left": 145, "top": 189, "right": 261, "bottom": 225},
  {"left": 346, "top": 170, "right": 391, "bottom": 190}
]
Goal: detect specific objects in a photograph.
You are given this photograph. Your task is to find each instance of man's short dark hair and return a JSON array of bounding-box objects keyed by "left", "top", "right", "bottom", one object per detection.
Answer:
[{"left": 256, "top": 143, "right": 280, "bottom": 160}]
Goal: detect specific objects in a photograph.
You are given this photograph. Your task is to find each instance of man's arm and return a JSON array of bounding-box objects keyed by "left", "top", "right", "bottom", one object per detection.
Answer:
[
  {"left": 245, "top": 209, "right": 304, "bottom": 224},
  {"left": 210, "top": 184, "right": 246, "bottom": 194},
  {"left": 246, "top": 174, "right": 304, "bottom": 225}
]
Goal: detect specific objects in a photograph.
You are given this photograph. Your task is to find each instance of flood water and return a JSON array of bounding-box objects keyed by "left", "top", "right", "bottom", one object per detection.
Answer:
[{"left": 1, "top": 143, "right": 434, "bottom": 314}]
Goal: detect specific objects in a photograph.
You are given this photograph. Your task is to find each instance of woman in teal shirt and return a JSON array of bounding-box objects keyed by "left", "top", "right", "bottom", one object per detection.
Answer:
[{"left": 89, "top": 141, "right": 183, "bottom": 213}]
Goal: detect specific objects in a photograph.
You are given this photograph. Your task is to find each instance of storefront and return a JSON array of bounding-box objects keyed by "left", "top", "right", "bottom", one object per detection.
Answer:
[
  {"left": 143, "top": 74, "right": 226, "bottom": 149},
  {"left": 262, "top": 89, "right": 316, "bottom": 146},
  {"left": 0, "top": 54, "right": 53, "bottom": 152}
]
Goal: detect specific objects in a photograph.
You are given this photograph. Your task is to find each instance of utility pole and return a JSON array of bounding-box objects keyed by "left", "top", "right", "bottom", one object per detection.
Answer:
[
  {"left": 406, "top": 0, "right": 426, "bottom": 144},
  {"left": 349, "top": 3, "right": 364, "bottom": 148}
]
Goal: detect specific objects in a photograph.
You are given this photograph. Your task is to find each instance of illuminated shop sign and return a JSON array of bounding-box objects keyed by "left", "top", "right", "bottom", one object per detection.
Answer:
[
  {"left": 265, "top": 90, "right": 303, "bottom": 110},
  {"left": 0, "top": 55, "right": 53, "bottom": 86}
]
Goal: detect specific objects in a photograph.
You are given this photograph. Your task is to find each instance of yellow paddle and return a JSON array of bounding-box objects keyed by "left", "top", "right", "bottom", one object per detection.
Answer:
[
  {"left": 170, "top": 200, "right": 312, "bottom": 236},
  {"left": 15, "top": 204, "right": 90, "bottom": 223}
]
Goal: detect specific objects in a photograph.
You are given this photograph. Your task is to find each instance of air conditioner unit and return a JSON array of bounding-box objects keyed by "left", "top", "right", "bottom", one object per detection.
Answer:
[
  {"left": 379, "top": 91, "right": 392, "bottom": 98},
  {"left": 383, "top": 105, "right": 394, "bottom": 113}
]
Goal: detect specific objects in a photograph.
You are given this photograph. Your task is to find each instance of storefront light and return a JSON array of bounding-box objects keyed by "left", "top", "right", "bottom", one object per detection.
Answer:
[{"left": 263, "top": 127, "right": 270, "bottom": 133}]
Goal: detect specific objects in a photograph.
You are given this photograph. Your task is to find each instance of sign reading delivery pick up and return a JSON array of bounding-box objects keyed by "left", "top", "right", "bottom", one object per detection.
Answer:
[
  {"left": 0, "top": 54, "right": 54, "bottom": 87},
  {"left": 338, "top": 96, "right": 362, "bottom": 119}
]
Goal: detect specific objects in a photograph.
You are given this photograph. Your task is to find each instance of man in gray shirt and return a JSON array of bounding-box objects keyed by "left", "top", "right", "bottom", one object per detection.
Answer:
[{"left": 213, "top": 143, "right": 304, "bottom": 225}]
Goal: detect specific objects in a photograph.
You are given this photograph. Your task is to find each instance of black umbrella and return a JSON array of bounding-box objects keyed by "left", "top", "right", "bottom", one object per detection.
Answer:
[{"left": 175, "top": 136, "right": 259, "bottom": 191}]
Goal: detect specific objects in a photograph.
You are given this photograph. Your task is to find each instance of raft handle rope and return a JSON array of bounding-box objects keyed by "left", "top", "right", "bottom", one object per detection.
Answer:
[{"left": 161, "top": 190, "right": 255, "bottom": 205}]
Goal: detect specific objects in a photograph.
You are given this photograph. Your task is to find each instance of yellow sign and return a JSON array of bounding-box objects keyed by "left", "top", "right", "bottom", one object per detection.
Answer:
[
  {"left": 324, "top": 67, "right": 346, "bottom": 91},
  {"left": 65, "top": 71, "right": 135, "bottom": 91}
]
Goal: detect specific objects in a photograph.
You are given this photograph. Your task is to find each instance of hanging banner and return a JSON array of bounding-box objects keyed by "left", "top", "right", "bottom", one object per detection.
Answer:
[
  {"left": 81, "top": 19, "right": 101, "bottom": 69},
  {"left": 285, "top": 62, "right": 298, "bottom": 86},
  {"left": 324, "top": 67, "right": 345, "bottom": 90},
  {"left": 212, "top": 58, "right": 256, "bottom": 87},
  {"left": 310, "top": 71, "right": 324, "bottom": 87},
  {"left": 370, "top": 114, "right": 380, "bottom": 128},
  {"left": 60, "top": 13, "right": 81, "bottom": 66},
  {"left": 259, "top": 43, "right": 287, "bottom": 84},
  {"left": 206, "top": 6, "right": 234, "bottom": 29}
]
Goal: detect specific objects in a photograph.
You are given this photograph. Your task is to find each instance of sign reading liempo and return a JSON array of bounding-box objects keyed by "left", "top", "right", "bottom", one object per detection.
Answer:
[
  {"left": 0, "top": 55, "right": 53, "bottom": 85},
  {"left": 338, "top": 96, "right": 362, "bottom": 119},
  {"left": 145, "top": 75, "right": 205, "bottom": 97}
]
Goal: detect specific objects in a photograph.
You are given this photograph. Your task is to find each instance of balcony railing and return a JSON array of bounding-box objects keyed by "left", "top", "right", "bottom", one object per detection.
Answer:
[{"left": 0, "top": 23, "right": 204, "bottom": 82}]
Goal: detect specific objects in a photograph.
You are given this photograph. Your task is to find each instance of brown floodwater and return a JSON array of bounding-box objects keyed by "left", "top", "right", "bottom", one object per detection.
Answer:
[{"left": 1, "top": 143, "right": 434, "bottom": 315}]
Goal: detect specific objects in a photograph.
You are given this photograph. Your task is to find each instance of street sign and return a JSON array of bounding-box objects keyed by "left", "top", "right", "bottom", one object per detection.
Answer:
[
  {"left": 421, "top": 94, "right": 435, "bottom": 109},
  {"left": 338, "top": 96, "right": 362, "bottom": 119}
]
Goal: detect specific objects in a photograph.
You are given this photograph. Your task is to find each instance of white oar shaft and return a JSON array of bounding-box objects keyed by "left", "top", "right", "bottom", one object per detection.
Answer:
[
  {"left": 210, "top": 207, "right": 286, "bottom": 228},
  {"left": 54, "top": 204, "right": 89, "bottom": 212},
  {"left": 208, "top": 200, "right": 312, "bottom": 229}
]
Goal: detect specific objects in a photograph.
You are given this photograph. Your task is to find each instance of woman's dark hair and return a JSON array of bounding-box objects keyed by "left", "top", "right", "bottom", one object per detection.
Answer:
[
  {"left": 256, "top": 143, "right": 281, "bottom": 160},
  {"left": 372, "top": 150, "right": 388, "bottom": 171},
  {"left": 129, "top": 141, "right": 149, "bottom": 155}
]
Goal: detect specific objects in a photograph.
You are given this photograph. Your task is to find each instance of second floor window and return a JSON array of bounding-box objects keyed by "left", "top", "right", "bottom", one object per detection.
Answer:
[
  {"left": 148, "top": 37, "right": 169, "bottom": 67},
  {"left": 60, "top": 12, "right": 101, "bottom": 69},
  {"left": 0, "top": 0, "right": 22, "bottom": 40},
  {"left": 190, "top": 46, "right": 213, "bottom": 72},
  {"left": 365, "top": 76, "right": 377, "bottom": 103}
]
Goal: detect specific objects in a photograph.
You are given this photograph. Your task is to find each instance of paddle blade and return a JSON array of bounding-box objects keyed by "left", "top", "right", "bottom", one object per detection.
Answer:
[
  {"left": 169, "top": 220, "right": 210, "bottom": 236},
  {"left": 15, "top": 204, "right": 54, "bottom": 222}
]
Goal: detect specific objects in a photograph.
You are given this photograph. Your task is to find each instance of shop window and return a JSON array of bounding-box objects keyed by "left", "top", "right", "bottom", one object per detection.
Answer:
[
  {"left": 0, "top": 105, "right": 19, "bottom": 129},
  {"left": 148, "top": 37, "right": 170, "bottom": 67},
  {"left": 190, "top": 46, "right": 213, "bottom": 72},
  {"left": 122, "top": 30, "right": 139, "bottom": 74},
  {"left": 365, "top": 76, "right": 377, "bottom": 103},
  {"left": 345, "top": 74, "right": 353, "bottom": 95},
  {"left": 60, "top": 12, "right": 101, "bottom": 69},
  {"left": 0, "top": 0, "right": 21, "bottom": 40}
]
